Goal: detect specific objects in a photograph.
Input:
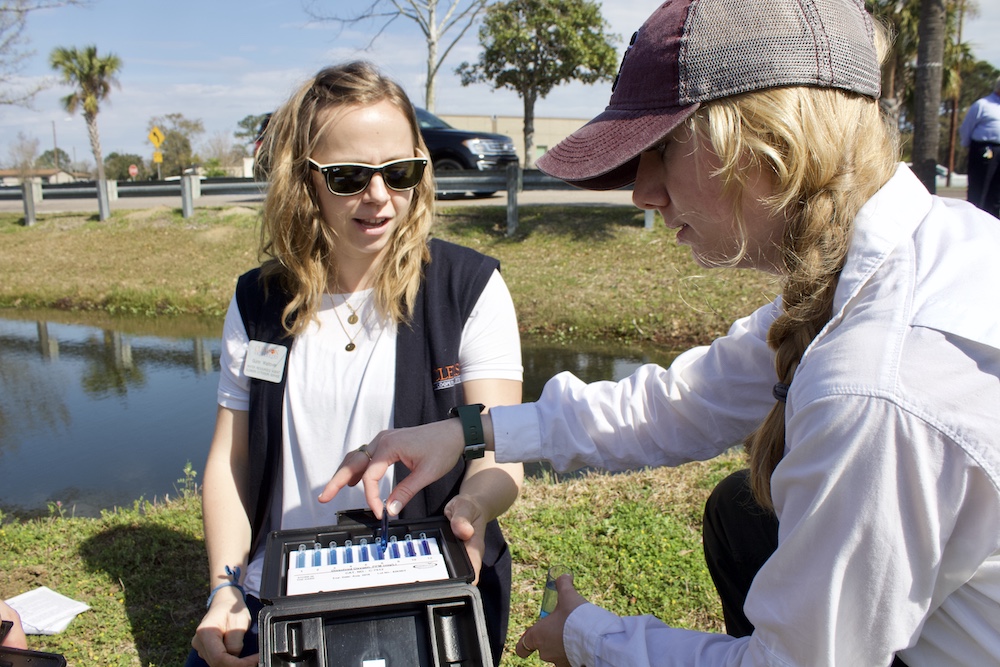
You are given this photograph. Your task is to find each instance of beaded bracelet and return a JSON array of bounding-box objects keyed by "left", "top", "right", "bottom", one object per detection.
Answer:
[{"left": 206, "top": 565, "right": 246, "bottom": 608}]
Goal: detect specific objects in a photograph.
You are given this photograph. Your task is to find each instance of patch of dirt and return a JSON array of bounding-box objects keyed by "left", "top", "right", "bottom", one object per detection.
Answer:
[
  {"left": 195, "top": 227, "right": 236, "bottom": 244},
  {"left": 123, "top": 206, "right": 174, "bottom": 223}
]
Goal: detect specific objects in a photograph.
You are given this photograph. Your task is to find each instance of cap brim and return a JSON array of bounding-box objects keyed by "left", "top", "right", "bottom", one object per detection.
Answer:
[{"left": 536, "top": 104, "right": 698, "bottom": 190}]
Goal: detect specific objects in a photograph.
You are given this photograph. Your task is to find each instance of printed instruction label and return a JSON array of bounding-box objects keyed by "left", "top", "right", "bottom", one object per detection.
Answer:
[{"left": 286, "top": 537, "right": 449, "bottom": 595}]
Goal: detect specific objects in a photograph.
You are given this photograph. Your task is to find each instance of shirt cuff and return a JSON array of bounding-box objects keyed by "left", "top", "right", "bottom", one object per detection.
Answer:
[
  {"left": 489, "top": 403, "right": 543, "bottom": 464},
  {"left": 564, "top": 603, "right": 623, "bottom": 667}
]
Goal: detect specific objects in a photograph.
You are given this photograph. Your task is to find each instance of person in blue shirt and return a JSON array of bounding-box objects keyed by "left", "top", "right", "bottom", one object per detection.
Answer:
[{"left": 959, "top": 75, "right": 1000, "bottom": 217}]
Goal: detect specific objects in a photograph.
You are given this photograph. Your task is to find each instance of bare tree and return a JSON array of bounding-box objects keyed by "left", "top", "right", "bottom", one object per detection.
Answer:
[
  {"left": 202, "top": 131, "right": 246, "bottom": 176},
  {"left": 7, "top": 130, "right": 39, "bottom": 178},
  {"left": 304, "top": 0, "right": 489, "bottom": 111},
  {"left": 0, "top": 0, "right": 90, "bottom": 107}
]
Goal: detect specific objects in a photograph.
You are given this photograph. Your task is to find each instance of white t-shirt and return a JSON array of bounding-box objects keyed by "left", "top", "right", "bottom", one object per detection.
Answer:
[{"left": 217, "top": 269, "right": 522, "bottom": 596}]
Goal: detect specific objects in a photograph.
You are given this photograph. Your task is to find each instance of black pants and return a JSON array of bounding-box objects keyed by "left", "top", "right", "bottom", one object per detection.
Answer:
[
  {"left": 702, "top": 470, "right": 908, "bottom": 666},
  {"left": 967, "top": 140, "right": 1000, "bottom": 218}
]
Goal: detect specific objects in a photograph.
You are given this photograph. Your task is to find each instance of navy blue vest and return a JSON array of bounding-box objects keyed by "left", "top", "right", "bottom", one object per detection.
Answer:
[{"left": 234, "top": 238, "right": 510, "bottom": 660}]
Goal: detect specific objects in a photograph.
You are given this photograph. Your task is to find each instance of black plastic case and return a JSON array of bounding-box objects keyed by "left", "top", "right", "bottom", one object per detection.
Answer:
[
  {"left": 0, "top": 648, "right": 67, "bottom": 667},
  {"left": 258, "top": 510, "right": 494, "bottom": 667},
  {"left": 0, "top": 620, "right": 66, "bottom": 667}
]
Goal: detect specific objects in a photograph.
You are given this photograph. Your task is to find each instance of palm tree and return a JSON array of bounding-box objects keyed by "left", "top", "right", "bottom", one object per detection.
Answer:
[
  {"left": 911, "top": 0, "right": 946, "bottom": 192},
  {"left": 49, "top": 45, "right": 122, "bottom": 187}
]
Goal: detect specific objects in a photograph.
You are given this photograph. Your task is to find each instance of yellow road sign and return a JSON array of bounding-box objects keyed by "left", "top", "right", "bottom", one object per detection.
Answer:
[
  {"left": 148, "top": 127, "right": 165, "bottom": 147},
  {"left": 153, "top": 151, "right": 163, "bottom": 164}
]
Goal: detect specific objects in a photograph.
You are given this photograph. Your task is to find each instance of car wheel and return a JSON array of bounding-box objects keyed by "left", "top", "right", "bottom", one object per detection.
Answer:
[
  {"left": 433, "top": 158, "right": 466, "bottom": 199},
  {"left": 433, "top": 158, "right": 464, "bottom": 171}
]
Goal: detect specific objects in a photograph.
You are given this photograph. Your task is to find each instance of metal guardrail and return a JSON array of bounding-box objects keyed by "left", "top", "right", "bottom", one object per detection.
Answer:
[
  {"left": 0, "top": 169, "right": 574, "bottom": 200},
  {"left": 4, "top": 166, "right": 647, "bottom": 235}
]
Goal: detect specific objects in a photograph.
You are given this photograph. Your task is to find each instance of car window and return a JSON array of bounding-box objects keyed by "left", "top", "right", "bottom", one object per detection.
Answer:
[{"left": 415, "top": 108, "right": 453, "bottom": 130}]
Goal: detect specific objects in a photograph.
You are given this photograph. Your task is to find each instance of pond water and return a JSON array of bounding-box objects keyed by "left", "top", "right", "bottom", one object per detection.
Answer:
[{"left": 0, "top": 310, "right": 678, "bottom": 518}]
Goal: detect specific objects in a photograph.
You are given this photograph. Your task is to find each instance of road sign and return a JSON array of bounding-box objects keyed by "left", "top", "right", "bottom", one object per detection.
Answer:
[
  {"left": 128, "top": 164, "right": 138, "bottom": 177},
  {"left": 153, "top": 151, "right": 163, "bottom": 164},
  {"left": 148, "top": 127, "right": 165, "bottom": 147}
]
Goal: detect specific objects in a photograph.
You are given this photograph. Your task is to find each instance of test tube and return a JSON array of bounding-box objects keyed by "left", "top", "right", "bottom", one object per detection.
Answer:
[{"left": 539, "top": 564, "right": 572, "bottom": 618}]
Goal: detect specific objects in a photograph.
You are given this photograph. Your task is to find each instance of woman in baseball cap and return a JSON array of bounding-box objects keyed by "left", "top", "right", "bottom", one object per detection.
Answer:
[{"left": 325, "top": 1, "right": 1000, "bottom": 665}]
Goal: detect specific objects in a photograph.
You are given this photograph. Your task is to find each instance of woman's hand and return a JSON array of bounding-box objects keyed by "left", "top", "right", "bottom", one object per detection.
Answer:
[
  {"left": 320, "top": 419, "right": 468, "bottom": 516},
  {"left": 317, "top": 442, "right": 379, "bottom": 504},
  {"left": 515, "top": 574, "right": 588, "bottom": 666},
  {"left": 190, "top": 587, "right": 257, "bottom": 667},
  {"left": 444, "top": 494, "right": 487, "bottom": 583},
  {"left": 0, "top": 600, "right": 27, "bottom": 650}
]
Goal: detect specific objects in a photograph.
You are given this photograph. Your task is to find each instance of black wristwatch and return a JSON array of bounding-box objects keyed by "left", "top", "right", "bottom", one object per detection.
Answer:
[{"left": 449, "top": 403, "right": 487, "bottom": 460}]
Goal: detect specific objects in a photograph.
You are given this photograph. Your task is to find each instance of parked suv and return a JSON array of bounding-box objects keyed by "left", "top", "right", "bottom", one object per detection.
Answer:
[
  {"left": 416, "top": 108, "right": 519, "bottom": 197},
  {"left": 415, "top": 108, "right": 518, "bottom": 172}
]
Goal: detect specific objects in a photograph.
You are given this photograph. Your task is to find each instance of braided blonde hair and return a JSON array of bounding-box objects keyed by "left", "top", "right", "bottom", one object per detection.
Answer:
[
  {"left": 255, "top": 61, "right": 435, "bottom": 336},
  {"left": 692, "top": 75, "right": 900, "bottom": 510}
]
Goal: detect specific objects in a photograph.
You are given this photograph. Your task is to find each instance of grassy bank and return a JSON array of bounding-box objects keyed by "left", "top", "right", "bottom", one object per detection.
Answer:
[
  {"left": 0, "top": 202, "right": 768, "bottom": 665},
  {"left": 1, "top": 456, "right": 744, "bottom": 666},
  {"left": 0, "top": 203, "right": 779, "bottom": 348}
]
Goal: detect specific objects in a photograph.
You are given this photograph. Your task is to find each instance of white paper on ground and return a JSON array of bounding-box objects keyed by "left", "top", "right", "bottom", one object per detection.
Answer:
[{"left": 5, "top": 586, "right": 91, "bottom": 635}]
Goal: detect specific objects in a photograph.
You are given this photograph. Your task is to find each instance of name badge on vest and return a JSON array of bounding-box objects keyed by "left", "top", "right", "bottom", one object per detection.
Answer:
[{"left": 244, "top": 340, "right": 288, "bottom": 383}]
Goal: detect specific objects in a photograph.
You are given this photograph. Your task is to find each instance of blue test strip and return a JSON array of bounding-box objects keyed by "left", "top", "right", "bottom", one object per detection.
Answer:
[{"left": 380, "top": 499, "right": 389, "bottom": 554}]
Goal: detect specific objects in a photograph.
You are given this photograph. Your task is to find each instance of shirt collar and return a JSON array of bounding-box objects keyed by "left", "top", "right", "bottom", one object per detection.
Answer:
[
  {"left": 834, "top": 163, "right": 930, "bottom": 314},
  {"left": 832, "top": 163, "right": 1000, "bottom": 350}
]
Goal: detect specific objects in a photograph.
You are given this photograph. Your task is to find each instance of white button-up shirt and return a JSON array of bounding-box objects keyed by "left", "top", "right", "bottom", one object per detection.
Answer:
[{"left": 493, "top": 165, "right": 1000, "bottom": 666}]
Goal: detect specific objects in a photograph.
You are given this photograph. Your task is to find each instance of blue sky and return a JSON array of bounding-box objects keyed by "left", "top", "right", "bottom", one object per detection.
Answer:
[{"left": 2, "top": 0, "right": 998, "bottom": 169}]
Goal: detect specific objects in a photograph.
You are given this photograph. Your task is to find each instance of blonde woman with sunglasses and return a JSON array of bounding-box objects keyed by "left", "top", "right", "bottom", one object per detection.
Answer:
[{"left": 186, "top": 61, "right": 523, "bottom": 667}]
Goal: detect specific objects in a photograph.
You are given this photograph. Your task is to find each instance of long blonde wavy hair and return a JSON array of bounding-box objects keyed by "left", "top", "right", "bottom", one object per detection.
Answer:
[
  {"left": 691, "top": 31, "right": 900, "bottom": 511},
  {"left": 254, "top": 61, "right": 435, "bottom": 336}
]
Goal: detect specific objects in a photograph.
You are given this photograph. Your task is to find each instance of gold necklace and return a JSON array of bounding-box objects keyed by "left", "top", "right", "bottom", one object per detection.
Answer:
[
  {"left": 334, "top": 280, "right": 363, "bottom": 324},
  {"left": 342, "top": 293, "right": 360, "bottom": 325},
  {"left": 332, "top": 292, "right": 373, "bottom": 352}
]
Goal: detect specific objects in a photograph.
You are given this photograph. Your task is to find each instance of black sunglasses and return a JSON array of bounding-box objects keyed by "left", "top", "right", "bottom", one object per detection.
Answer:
[{"left": 308, "top": 157, "right": 428, "bottom": 196}]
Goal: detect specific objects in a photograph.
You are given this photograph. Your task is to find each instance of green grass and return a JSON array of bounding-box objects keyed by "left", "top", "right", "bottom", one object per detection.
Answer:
[
  {"left": 0, "top": 202, "right": 767, "bottom": 665},
  {"left": 0, "top": 203, "right": 779, "bottom": 348}
]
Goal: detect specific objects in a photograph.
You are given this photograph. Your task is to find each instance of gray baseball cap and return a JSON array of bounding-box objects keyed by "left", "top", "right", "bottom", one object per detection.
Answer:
[{"left": 535, "top": 0, "right": 882, "bottom": 190}]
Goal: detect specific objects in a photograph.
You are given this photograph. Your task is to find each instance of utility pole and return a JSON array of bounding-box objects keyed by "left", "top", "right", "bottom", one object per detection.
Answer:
[{"left": 52, "top": 120, "right": 60, "bottom": 170}]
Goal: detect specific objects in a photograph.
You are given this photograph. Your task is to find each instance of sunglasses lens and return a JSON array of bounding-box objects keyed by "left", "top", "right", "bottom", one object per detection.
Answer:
[
  {"left": 382, "top": 160, "right": 425, "bottom": 191},
  {"left": 325, "top": 165, "right": 375, "bottom": 195}
]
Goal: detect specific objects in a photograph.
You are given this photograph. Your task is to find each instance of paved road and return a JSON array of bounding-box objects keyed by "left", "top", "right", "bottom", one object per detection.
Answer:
[{"left": 0, "top": 185, "right": 968, "bottom": 216}]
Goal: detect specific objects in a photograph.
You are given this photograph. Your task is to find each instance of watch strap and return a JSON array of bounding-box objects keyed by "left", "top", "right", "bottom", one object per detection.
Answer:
[{"left": 449, "top": 403, "right": 487, "bottom": 460}]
